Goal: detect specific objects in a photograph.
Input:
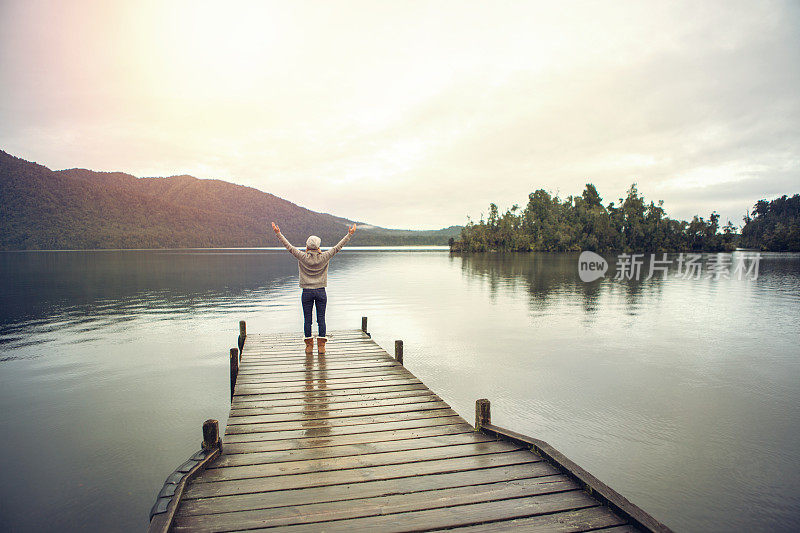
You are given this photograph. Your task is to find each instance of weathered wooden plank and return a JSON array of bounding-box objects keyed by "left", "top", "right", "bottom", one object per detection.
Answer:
[
  {"left": 183, "top": 450, "right": 540, "bottom": 498},
  {"left": 177, "top": 463, "right": 563, "bottom": 516},
  {"left": 256, "top": 333, "right": 370, "bottom": 340},
  {"left": 249, "top": 336, "right": 374, "bottom": 342},
  {"left": 233, "top": 382, "right": 429, "bottom": 401},
  {"left": 239, "top": 359, "right": 397, "bottom": 370},
  {"left": 227, "top": 400, "right": 451, "bottom": 425},
  {"left": 235, "top": 371, "right": 411, "bottom": 386},
  {"left": 234, "top": 365, "right": 418, "bottom": 380},
  {"left": 230, "top": 390, "right": 438, "bottom": 410},
  {"left": 173, "top": 477, "right": 580, "bottom": 531},
  {"left": 247, "top": 342, "right": 373, "bottom": 348},
  {"left": 240, "top": 356, "right": 393, "bottom": 365},
  {"left": 240, "top": 359, "right": 391, "bottom": 368},
  {"left": 243, "top": 354, "right": 389, "bottom": 362},
  {"left": 235, "top": 376, "right": 422, "bottom": 393},
  {"left": 223, "top": 416, "right": 466, "bottom": 444},
  {"left": 222, "top": 490, "right": 600, "bottom": 533},
  {"left": 224, "top": 407, "right": 458, "bottom": 434},
  {"left": 229, "top": 395, "right": 441, "bottom": 416},
  {"left": 245, "top": 330, "right": 363, "bottom": 340},
  {"left": 242, "top": 353, "right": 394, "bottom": 368},
  {"left": 243, "top": 348, "right": 393, "bottom": 357},
  {"left": 235, "top": 373, "right": 410, "bottom": 386},
  {"left": 196, "top": 441, "right": 523, "bottom": 483},
  {"left": 247, "top": 342, "right": 386, "bottom": 350},
  {"left": 238, "top": 360, "right": 393, "bottom": 369},
  {"left": 230, "top": 396, "right": 441, "bottom": 417},
  {"left": 585, "top": 526, "right": 640, "bottom": 533},
  {"left": 246, "top": 345, "right": 377, "bottom": 352},
  {"left": 233, "top": 383, "right": 422, "bottom": 398},
  {"left": 430, "top": 506, "right": 627, "bottom": 532},
  {"left": 247, "top": 342, "right": 377, "bottom": 352},
  {"left": 235, "top": 367, "right": 409, "bottom": 383},
  {"left": 245, "top": 347, "right": 382, "bottom": 355},
  {"left": 240, "top": 359, "right": 390, "bottom": 368},
  {"left": 248, "top": 340, "right": 385, "bottom": 347},
  {"left": 234, "top": 382, "right": 422, "bottom": 397},
  {"left": 212, "top": 432, "right": 499, "bottom": 468},
  {"left": 247, "top": 343, "right": 385, "bottom": 350},
  {"left": 243, "top": 349, "right": 381, "bottom": 357},
  {"left": 223, "top": 424, "right": 474, "bottom": 454},
  {"left": 237, "top": 360, "right": 405, "bottom": 372},
  {"left": 252, "top": 332, "right": 365, "bottom": 339},
  {"left": 236, "top": 374, "right": 419, "bottom": 387}
]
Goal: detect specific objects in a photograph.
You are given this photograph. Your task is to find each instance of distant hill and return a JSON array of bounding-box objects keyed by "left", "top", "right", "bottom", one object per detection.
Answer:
[{"left": 0, "top": 150, "right": 461, "bottom": 250}]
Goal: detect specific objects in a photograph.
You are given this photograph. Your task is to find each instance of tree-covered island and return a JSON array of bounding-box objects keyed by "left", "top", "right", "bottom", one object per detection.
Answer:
[{"left": 450, "top": 184, "right": 800, "bottom": 253}]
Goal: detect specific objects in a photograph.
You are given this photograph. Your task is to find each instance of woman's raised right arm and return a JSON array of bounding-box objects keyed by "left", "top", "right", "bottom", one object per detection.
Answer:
[{"left": 272, "top": 222, "right": 304, "bottom": 260}]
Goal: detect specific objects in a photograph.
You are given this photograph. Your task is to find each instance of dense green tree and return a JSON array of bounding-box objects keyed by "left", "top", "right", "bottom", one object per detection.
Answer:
[
  {"left": 452, "top": 183, "right": 770, "bottom": 253},
  {"left": 740, "top": 194, "right": 800, "bottom": 251}
]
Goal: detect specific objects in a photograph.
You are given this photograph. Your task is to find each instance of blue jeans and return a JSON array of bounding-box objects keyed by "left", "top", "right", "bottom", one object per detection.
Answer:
[{"left": 301, "top": 288, "right": 327, "bottom": 338}]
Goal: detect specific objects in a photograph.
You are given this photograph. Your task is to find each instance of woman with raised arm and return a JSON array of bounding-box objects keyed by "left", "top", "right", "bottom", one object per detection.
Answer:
[{"left": 272, "top": 222, "right": 356, "bottom": 354}]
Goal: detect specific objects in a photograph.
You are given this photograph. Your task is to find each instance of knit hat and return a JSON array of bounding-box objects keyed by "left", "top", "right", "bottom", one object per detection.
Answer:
[{"left": 306, "top": 235, "right": 321, "bottom": 250}]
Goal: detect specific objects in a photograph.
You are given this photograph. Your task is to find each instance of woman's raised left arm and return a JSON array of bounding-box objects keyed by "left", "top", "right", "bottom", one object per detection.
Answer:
[{"left": 272, "top": 222, "right": 304, "bottom": 260}]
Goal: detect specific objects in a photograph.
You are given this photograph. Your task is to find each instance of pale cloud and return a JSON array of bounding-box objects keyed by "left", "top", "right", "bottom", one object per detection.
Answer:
[{"left": 1, "top": 0, "right": 798, "bottom": 229}]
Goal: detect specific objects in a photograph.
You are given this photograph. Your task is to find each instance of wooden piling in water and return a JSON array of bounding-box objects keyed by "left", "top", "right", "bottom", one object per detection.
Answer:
[
  {"left": 238, "top": 321, "right": 246, "bottom": 355},
  {"left": 395, "top": 339, "right": 404, "bottom": 365},
  {"left": 229, "top": 348, "right": 239, "bottom": 400},
  {"left": 361, "top": 316, "right": 368, "bottom": 333},
  {"left": 475, "top": 398, "right": 491, "bottom": 431},
  {"left": 202, "top": 419, "right": 220, "bottom": 451}
]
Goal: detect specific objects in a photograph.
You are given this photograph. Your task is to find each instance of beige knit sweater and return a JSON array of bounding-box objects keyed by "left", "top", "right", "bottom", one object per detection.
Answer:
[{"left": 276, "top": 232, "right": 352, "bottom": 288}]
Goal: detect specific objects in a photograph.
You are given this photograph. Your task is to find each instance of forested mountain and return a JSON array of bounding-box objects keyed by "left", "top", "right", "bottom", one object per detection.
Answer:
[
  {"left": 0, "top": 150, "right": 460, "bottom": 249},
  {"left": 452, "top": 184, "right": 799, "bottom": 253}
]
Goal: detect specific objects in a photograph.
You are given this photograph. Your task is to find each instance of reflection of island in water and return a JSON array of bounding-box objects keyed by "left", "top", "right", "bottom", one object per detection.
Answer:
[
  {"left": 453, "top": 252, "right": 718, "bottom": 316},
  {"left": 458, "top": 252, "right": 613, "bottom": 311},
  {"left": 454, "top": 251, "right": 789, "bottom": 319}
]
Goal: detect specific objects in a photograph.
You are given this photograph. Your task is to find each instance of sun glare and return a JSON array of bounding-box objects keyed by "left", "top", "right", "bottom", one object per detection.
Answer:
[{"left": 145, "top": 2, "right": 283, "bottom": 97}]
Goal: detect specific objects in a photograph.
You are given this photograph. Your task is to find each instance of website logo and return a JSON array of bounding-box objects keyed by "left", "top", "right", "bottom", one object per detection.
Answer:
[
  {"left": 577, "top": 252, "right": 761, "bottom": 282},
  {"left": 578, "top": 251, "right": 608, "bottom": 282}
]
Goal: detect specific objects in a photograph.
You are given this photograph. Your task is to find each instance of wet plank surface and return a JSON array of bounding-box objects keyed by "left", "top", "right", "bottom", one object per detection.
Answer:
[{"left": 173, "top": 330, "right": 635, "bottom": 532}]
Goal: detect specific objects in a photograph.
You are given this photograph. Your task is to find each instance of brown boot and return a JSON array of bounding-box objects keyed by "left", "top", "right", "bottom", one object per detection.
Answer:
[
  {"left": 304, "top": 337, "right": 314, "bottom": 354},
  {"left": 317, "top": 337, "right": 327, "bottom": 355}
]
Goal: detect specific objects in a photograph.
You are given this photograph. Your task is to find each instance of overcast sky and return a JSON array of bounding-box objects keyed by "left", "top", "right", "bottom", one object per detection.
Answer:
[{"left": 1, "top": 0, "right": 798, "bottom": 229}]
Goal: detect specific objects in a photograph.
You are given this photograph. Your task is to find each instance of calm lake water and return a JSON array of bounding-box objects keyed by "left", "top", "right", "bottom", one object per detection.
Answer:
[{"left": 0, "top": 248, "right": 799, "bottom": 532}]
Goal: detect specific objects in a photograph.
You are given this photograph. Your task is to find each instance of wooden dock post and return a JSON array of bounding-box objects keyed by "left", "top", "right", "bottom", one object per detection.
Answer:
[
  {"left": 395, "top": 339, "right": 404, "bottom": 365},
  {"left": 475, "top": 398, "right": 491, "bottom": 431},
  {"left": 361, "top": 316, "right": 368, "bottom": 333},
  {"left": 238, "top": 321, "right": 246, "bottom": 355},
  {"left": 229, "top": 348, "right": 239, "bottom": 400},
  {"left": 201, "top": 419, "right": 220, "bottom": 451}
]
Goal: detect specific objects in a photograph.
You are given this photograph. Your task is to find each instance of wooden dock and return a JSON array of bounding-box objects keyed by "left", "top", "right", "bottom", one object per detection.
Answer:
[{"left": 149, "top": 320, "right": 671, "bottom": 532}]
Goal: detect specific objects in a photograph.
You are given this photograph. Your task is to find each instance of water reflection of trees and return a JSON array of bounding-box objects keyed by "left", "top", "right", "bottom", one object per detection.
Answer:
[{"left": 455, "top": 252, "right": 666, "bottom": 317}]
